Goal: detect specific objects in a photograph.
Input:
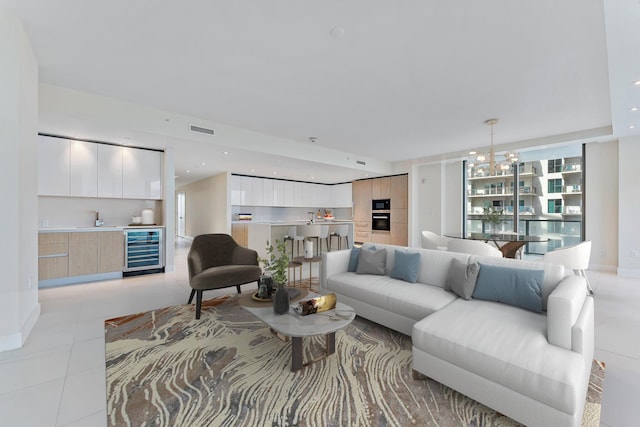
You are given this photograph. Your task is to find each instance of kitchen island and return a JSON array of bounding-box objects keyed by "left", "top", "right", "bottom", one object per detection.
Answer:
[{"left": 231, "top": 220, "right": 354, "bottom": 260}]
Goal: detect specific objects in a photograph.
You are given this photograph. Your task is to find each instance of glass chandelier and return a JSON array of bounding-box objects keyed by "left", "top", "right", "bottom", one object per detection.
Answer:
[{"left": 468, "top": 119, "right": 519, "bottom": 176}]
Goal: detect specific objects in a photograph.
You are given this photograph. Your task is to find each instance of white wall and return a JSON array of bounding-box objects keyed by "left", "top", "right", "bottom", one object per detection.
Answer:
[
  {"left": 177, "top": 172, "right": 230, "bottom": 238},
  {"left": 0, "top": 14, "right": 40, "bottom": 351},
  {"left": 410, "top": 161, "right": 463, "bottom": 247},
  {"left": 585, "top": 141, "right": 619, "bottom": 273},
  {"left": 163, "top": 148, "right": 175, "bottom": 272},
  {"left": 617, "top": 137, "right": 640, "bottom": 277}
]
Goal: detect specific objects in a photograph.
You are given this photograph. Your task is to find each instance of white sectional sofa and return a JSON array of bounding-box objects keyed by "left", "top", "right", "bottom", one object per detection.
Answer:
[{"left": 320, "top": 243, "right": 594, "bottom": 427}]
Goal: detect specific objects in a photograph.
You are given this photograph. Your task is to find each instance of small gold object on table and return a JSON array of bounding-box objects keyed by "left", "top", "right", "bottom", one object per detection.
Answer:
[{"left": 293, "top": 293, "right": 337, "bottom": 315}]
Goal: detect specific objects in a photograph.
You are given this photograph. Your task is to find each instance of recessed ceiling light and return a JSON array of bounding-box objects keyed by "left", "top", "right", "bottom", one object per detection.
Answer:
[
  {"left": 635, "top": 80, "right": 640, "bottom": 86},
  {"left": 223, "top": 151, "right": 229, "bottom": 155},
  {"left": 630, "top": 125, "right": 636, "bottom": 129},
  {"left": 330, "top": 26, "right": 345, "bottom": 38},
  {"left": 309, "top": 137, "right": 318, "bottom": 143},
  {"left": 251, "top": 169, "right": 255, "bottom": 172},
  {"left": 273, "top": 171, "right": 277, "bottom": 175},
  {"left": 186, "top": 169, "right": 190, "bottom": 173},
  {"left": 201, "top": 162, "right": 206, "bottom": 166},
  {"left": 468, "top": 151, "right": 477, "bottom": 155},
  {"left": 631, "top": 107, "right": 638, "bottom": 111}
]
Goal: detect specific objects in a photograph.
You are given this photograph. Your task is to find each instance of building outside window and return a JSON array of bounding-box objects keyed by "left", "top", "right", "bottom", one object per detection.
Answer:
[
  {"left": 465, "top": 145, "right": 584, "bottom": 254},
  {"left": 548, "top": 178, "right": 563, "bottom": 193}
]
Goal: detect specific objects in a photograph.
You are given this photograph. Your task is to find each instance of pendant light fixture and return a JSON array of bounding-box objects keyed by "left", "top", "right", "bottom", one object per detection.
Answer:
[{"left": 469, "top": 118, "right": 519, "bottom": 176}]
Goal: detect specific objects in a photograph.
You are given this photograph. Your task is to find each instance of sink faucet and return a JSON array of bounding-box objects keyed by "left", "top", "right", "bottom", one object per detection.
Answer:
[
  {"left": 95, "top": 211, "right": 104, "bottom": 227},
  {"left": 307, "top": 211, "right": 315, "bottom": 223}
]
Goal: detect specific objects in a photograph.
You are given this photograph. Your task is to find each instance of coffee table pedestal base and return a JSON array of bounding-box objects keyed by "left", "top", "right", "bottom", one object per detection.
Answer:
[{"left": 291, "top": 332, "right": 336, "bottom": 371}]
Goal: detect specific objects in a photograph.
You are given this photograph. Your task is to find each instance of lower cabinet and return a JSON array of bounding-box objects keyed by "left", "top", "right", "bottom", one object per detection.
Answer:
[
  {"left": 390, "top": 223, "right": 408, "bottom": 246},
  {"left": 231, "top": 223, "right": 249, "bottom": 247},
  {"left": 98, "top": 231, "right": 125, "bottom": 273},
  {"left": 69, "top": 232, "right": 99, "bottom": 276},
  {"left": 39, "top": 230, "right": 124, "bottom": 284},
  {"left": 370, "top": 232, "right": 391, "bottom": 245},
  {"left": 38, "top": 232, "right": 69, "bottom": 280}
]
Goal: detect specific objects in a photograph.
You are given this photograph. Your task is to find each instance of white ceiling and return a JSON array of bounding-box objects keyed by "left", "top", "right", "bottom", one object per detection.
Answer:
[{"left": 2, "top": 0, "right": 638, "bottom": 186}]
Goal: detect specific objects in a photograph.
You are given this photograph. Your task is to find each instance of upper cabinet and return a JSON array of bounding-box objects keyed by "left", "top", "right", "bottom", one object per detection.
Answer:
[
  {"left": 38, "top": 136, "right": 70, "bottom": 196},
  {"left": 97, "top": 144, "right": 123, "bottom": 198},
  {"left": 229, "top": 175, "right": 353, "bottom": 208},
  {"left": 372, "top": 176, "right": 391, "bottom": 199},
  {"left": 69, "top": 140, "right": 98, "bottom": 197},
  {"left": 352, "top": 179, "right": 372, "bottom": 221},
  {"left": 122, "top": 147, "right": 163, "bottom": 200},
  {"left": 38, "top": 135, "right": 163, "bottom": 200},
  {"left": 390, "top": 175, "right": 408, "bottom": 209}
]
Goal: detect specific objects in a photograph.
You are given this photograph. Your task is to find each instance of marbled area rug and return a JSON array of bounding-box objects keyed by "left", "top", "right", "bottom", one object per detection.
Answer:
[{"left": 105, "top": 295, "right": 605, "bottom": 427}]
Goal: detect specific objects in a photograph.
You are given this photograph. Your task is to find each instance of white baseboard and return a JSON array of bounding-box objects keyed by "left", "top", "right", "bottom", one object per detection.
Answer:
[
  {"left": 589, "top": 263, "right": 618, "bottom": 274},
  {"left": 617, "top": 268, "right": 640, "bottom": 278},
  {"left": 0, "top": 302, "right": 41, "bottom": 352}
]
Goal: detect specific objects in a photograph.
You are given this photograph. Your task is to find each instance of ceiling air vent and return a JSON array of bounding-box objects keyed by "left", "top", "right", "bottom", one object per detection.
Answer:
[
  {"left": 190, "top": 125, "right": 214, "bottom": 135},
  {"left": 356, "top": 160, "right": 366, "bottom": 166}
]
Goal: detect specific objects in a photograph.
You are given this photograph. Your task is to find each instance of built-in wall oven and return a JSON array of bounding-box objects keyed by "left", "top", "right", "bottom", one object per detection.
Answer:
[
  {"left": 372, "top": 213, "right": 391, "bottom": 231},
  {"left": 123, "top": 228, "right": 165, "bottom": 276}
]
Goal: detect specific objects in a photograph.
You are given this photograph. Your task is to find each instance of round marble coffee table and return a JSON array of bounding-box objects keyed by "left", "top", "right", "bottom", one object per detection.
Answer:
[{"left": 242, "top": 292, "right": 355, "bottom": 371}]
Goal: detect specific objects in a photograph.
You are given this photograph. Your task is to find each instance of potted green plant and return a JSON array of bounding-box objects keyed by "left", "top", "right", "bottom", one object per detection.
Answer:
[
  {"left": 257, "top": 240, "right": 291, "bottom": 314},
  {"left": 257, "top": 239, "right": 290, "bottom": 285},
  {"left": 482, "top": 207, "right": 505, "bottom": 235}
]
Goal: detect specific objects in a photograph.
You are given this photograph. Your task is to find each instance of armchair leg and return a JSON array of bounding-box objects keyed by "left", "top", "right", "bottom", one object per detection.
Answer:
[
  {"left": 188, "top": 289, "right": 196, "bottom": 304},
  {"left": 195, "top": 290, "right": 203, "bottom": 320},
  {"left": 236, "top": 285, "right": 242, "bottom": 294}
]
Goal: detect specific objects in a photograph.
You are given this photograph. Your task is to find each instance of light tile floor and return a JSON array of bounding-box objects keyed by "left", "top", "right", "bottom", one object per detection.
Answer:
[{"left": 0, "top": 240, "right": 638, "bottom": 426}]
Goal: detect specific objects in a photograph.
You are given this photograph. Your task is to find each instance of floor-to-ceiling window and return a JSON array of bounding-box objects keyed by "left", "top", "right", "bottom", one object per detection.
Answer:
[{"left": 465, "top": 144, "right": 584, "bottom": 255}]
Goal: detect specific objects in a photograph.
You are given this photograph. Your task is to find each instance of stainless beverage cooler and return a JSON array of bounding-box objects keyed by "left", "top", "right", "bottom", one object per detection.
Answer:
[{"left": 123, "top": 228, "right": 164, "bottom": 276}]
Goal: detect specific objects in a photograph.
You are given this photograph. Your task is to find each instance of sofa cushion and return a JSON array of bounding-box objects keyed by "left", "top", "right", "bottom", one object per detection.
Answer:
[
  {"left": 389, "top": 249, "right": 421, "bottom": 283},
  {"left": 468, "top": 255, "right": 566, "bottom": 311},
  {"left": 363, "top": 243, "right": 471, "bottom": 289},
  {"left": 444, "top": 259, "right": 479, "bottom": 299},
  {"left": 191, "top": 265, "right": 262, "bottom": 290},
  {"left": 473, "top": 263, "right": 544, "bottom": 313},
  {"left": 326, "top": 272, "right": 457, "bottom": 321},
  {"left": 347, "top": 247, "right": 360, "bottom": 272},
  {"left": 412, "top": 298, "right": 585, "bottom": 415},
  {"left": 356, "top": 247, "right": 387, "bottom": 275}
]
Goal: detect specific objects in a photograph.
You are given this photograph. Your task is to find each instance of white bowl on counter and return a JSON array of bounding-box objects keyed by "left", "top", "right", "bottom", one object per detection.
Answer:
[{"left": 131, "top": 216, "right": 142, "bottom": 224}]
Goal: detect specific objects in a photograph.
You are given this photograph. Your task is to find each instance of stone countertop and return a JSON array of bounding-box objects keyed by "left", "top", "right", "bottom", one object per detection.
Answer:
[{"left": 38, "top": 225, "right": 165, "bottom": 233}]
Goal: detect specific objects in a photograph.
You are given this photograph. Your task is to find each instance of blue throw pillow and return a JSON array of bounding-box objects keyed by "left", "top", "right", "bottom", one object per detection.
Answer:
[
  {"left": 390, "top": 249, "right": 421, "bottom": 283},
  {"left": 348, "top": 247, "right": 360, "bottom": 272},
  {"left": 472, "top": 263, "right": 544, "bottom": 313}
]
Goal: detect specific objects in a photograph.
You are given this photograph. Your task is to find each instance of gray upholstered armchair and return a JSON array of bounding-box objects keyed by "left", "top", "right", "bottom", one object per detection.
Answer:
[{"left": 187, "top": 234, "right": 262, "bottom": 319}]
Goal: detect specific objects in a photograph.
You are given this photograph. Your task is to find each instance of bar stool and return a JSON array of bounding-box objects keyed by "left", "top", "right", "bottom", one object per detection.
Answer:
[
  {"left": 319, "top": 225, "right": 330, "bottom": 254},
  {"left": 297, "top": 224, "right": 321, "bottom": 257},
  {"left": 329, "top": 224, "right": 350, "bottom": 250},
  {"left": 283, "top": 226, "right": 304, "bottom": 258}
]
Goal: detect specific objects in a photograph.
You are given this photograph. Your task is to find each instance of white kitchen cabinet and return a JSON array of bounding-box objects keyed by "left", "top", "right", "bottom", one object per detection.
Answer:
[
  {"left": 240, "top": 176, "right": 253, "bottom": 205},
  {"left": 122, "top": 147, "right": 162, "bottom": 200},
  {"left": 293, "top": 182, "right": 305, "bottom": 207},
  {"left": 38, "top": 135, "right": 70, "bottom": 196},
  {"left": 263, "top": 179, "right": 274, "bottom": 206},
  {"left": 230, "top": 175, "right": 244, "bottom": 205},
  {"left": 272, "top": 180, "right": 285, "bottom": 206},
  {"left": 332, "top": 183, "right": 353, "bottom": 208},
  {"left": 251, "top": 177, "right": 265, "bottom": 206},
  {"left": 97, "top": 144, "right": 123, "bottom": 198},
  {"left": 283, "top": 181, "right": 295, "bottom": 206},
  {"left": 69, "top": 140, "right": 98, "bottom": 197}
]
